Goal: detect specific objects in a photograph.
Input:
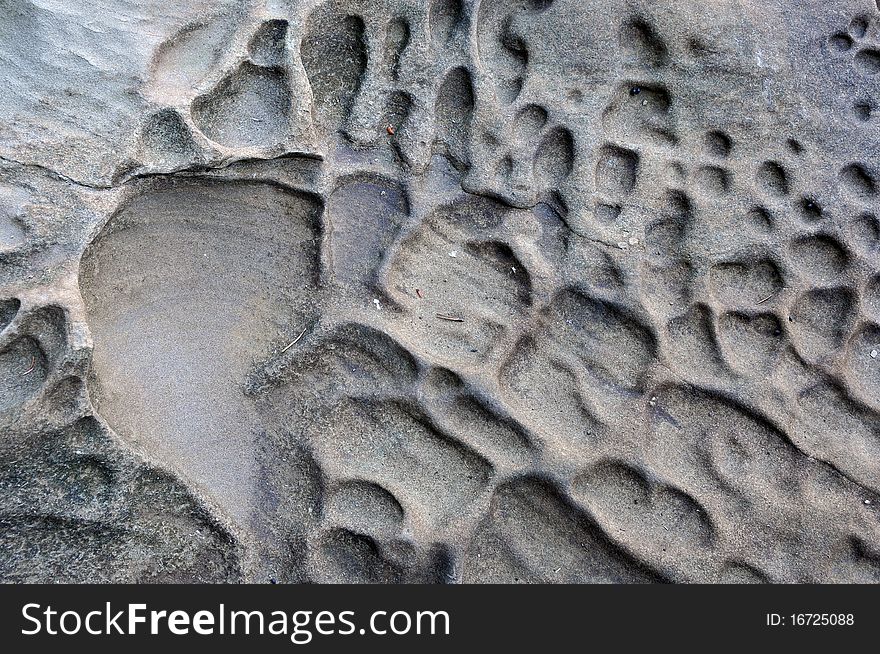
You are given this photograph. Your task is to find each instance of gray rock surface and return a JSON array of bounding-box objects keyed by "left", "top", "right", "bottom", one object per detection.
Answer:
[{"left": 1, "top": 0, "right": 880, "bottom": 583}]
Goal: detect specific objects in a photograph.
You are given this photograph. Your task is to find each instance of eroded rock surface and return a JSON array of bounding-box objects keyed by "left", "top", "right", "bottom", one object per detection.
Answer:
[{"left": 1, "top": 0, "right": 880, "bottom": 583}]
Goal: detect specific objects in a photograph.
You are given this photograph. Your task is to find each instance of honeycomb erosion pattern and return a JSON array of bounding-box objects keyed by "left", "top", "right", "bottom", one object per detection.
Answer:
[{"left": 1, "top": 0, "right": 880, "bottom": 582}]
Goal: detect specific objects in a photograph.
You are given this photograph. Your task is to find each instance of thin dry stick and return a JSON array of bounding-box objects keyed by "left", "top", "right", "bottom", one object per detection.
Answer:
[
  {"left": 436, "top": 313, "right": 464, "bottom": 322},
  {"left": 281, "top": 327, "right": 308, "bottom": 353},
  {"left": 20, "top": 356, "right": 36, "bottom": 376}
]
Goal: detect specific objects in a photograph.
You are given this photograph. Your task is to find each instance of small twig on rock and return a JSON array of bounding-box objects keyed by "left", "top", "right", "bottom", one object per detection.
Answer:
[
  {"left": 281, "top": 327, "right": 308, "bottom": 353},
  {"left": 21, "top": 356, "right": 36, "bottom": 376}
]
